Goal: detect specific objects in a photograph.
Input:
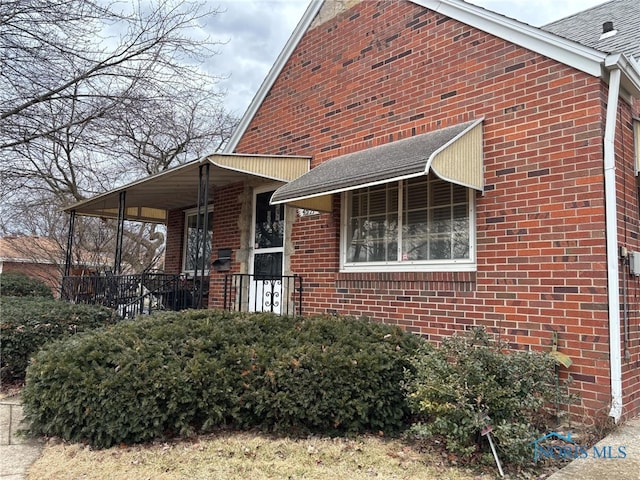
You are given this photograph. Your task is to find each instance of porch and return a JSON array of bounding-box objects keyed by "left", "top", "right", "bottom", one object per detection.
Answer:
[
  {"left": 61, "top": 272, "right": 303, "bottom": 318},
  {"left": 60, "top": 153, "right": 310, "bottom": 318}
]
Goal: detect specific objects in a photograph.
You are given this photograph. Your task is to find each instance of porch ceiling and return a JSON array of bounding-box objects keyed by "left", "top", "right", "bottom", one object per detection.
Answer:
[{"left": 63, "top": 154, "right": 311, "bottom": 223}]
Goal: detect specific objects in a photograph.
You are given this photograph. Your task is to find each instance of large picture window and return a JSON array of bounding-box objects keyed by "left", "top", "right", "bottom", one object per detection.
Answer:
[
  {"left": 183, "top": 208, "right": 213, "bottom": 274},
  {"left": 342, "top": 174, "right": 474, "bottom": 271}
]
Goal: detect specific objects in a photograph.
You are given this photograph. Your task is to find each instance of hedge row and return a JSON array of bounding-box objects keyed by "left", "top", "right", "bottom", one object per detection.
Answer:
[
  {"left": 23, "top": 311, "right": 422, "bottom": 448},
  {"left": 1, "top": 297, "right": 119, "bottom": 381},
  {"left": 0, "top": 272, "right": 53, "bottom": 298}
]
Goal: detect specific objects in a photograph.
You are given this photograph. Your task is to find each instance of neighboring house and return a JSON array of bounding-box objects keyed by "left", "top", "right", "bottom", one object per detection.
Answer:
[
  {"left": 0, "top": 236, "right": 66, "bottom": 297},
  {"left": 63, "top": 0, "right": 640, "bottom": 422},
  {"left": 0, "top": 236, "right": 106, "bottom": 297}
]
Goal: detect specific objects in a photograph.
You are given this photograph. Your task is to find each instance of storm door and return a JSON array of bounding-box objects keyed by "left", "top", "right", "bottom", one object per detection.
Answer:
[{"left": 249, "top": 189, "right": 284, "bottom": 312}]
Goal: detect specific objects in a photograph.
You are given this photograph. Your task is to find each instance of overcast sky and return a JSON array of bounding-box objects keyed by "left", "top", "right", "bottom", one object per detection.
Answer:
[{"left": 205, "top": 0, "right": 609, "bottom": 117}]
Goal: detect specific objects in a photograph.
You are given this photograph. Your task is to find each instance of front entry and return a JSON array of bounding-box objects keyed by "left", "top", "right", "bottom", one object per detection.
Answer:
[{"left": 249, "top": 188, "right": 284, "bottom": 312}]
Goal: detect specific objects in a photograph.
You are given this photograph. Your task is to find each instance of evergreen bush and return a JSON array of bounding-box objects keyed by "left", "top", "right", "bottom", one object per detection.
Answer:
[
  {"left": 1, "top": 297, "right": 119, "bottom": 381},
  {"left": 0, "top": 272, "right": 53, "bottom": 298},
  {"left": 404, "top": 327, "right": 568, "bottom": 466},
  {"left": 22, "top": 311, "right": 422, "bottom": 448}
]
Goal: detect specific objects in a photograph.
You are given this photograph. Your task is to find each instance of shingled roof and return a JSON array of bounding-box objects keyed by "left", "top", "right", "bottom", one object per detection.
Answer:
[{"left": 542, "top": 0, "right": 640, "bottom": 60}]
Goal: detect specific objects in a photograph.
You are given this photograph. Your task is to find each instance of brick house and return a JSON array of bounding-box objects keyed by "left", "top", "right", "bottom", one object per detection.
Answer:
[
  {"left": 1, "top": 236, "right": 107, "bottom": 297},
  {"left": 64, "top": 0, "right": 640, "bottom": 422},
  {"left": 0, "top": 236, "right": 63, "bottom": 296}
]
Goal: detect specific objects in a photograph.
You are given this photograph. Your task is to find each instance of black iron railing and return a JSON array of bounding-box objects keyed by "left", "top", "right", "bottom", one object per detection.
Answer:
[
  {"left": 223, "top": 274, "right": 302, "bottom": 316},
  {"left": 61, "top": 272, "right": 208, "bottom": 318}
]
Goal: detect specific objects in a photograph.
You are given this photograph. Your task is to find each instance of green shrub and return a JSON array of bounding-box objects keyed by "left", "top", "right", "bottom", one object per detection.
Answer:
[
  {"left": 404, "top": 327, "right": 566, "bottom": 466},
  {"left": 236, "top": 314, "right": 420, "bottom": 434},
  {"left": 0, "top": 297, "right": 119, "bottom": 381},
  {"left": 22, "top": 311, "right": 422, "bottom": 447},
  {"left": 0, "top": 272, "right": 53, "bottom": 298}
]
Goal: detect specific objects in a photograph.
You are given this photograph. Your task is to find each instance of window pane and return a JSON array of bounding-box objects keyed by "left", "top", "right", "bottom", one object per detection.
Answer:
[
  {"left": 348, "top": 217, "right": 367, "bottom": 262},
  {"left": 453, "top": 205, "right": 469, "bottom": 259},
  {"left": 185, "top": 211, "right": 213, "bottom": 272},
  {"left": 254, "top": 252, "right": 283, "bottom": 278},
  {"left": 352, "top": 193, "right": 361, "bottom": 216},
  {"left": 430, "top": 207, "right": 451, "bottom": 234},
  {"left": 368, "top": 188, "right": 387, "bottom": 215},
  {"left": 452, "top": 183, "right": 467, "bottom": 203},
  {"left": 405, "top": 177, "right": 427, "bottom": 209},
  {"left": 255, "top": 191, "right": 284, "bottom": 249},
  {"left": 403, "top": 217, "right": 425, "bottom": 255},
  {"left": 403, "top": 178, "right": 428, "bottom": 260},
  {"left": 346, "top": 174, "right": 470, "bottom": 266},
  {"left": 347, "top": 184, "right": 398, "bottom": 262},
  {"left": 430, "top": 180, "right": 451, "bottom": 206},
  {"left": 426, "top": 194, "right": 457, "bottom": 260},
  {"left": 429, "top": 237, "right": 451, "bottom": 260}
]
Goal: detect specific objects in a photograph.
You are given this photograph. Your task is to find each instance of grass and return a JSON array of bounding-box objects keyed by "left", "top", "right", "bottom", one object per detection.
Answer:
[{"left": 27, "top": 432, "right": 494, "bottom": 480}]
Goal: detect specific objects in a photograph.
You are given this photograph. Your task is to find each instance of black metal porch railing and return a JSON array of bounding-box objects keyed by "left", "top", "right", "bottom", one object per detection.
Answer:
[
  {"left": 61, "top": 272, "right": 207, "bottom": 318},
  {"left": 223, "top": 274, "right": 303, "bottom": 316}
]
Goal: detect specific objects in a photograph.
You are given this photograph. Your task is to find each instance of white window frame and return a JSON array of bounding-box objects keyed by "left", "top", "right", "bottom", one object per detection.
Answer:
[
  {"left": 182, "top": 206, "right": 214, "bottom": 276},
  {"left": 340, "top": 177, "right": 476, "bottom": 272}
]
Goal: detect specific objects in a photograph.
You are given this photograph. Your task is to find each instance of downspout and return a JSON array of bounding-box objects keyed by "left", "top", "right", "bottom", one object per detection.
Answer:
[{"left": 603, "top": 64, "right": 622, "bottom": 421}]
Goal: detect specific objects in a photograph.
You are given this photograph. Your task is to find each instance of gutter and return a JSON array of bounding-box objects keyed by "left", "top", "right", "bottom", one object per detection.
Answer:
[{"left": 603, "top": 60, "right": 622, "bottom": 421}]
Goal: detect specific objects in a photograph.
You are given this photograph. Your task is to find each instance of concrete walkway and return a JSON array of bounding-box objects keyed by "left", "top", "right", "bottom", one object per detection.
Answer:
[
  {"left": 0, "top": 395, "right": 43, "bottom": 480},
  {"left": 546, "top": 415, "right": 640, "bottom": 480}
]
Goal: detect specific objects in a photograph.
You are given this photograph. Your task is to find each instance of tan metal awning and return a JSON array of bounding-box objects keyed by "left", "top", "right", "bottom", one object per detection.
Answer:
[
  {"left": 271, "top": 119, "right": 484, "bottom": 212},
  {"left": 63, "top": 153, "right": 311, "bottom": 223}
]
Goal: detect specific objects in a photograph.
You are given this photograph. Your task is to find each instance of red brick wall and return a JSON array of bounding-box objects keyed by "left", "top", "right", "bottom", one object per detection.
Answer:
[
  {"left": 208, "top": 183, "right": 246, "bottom": 308},
  {"left": 231, "top": 1, "right": 640, "bottom": 420},
  {"left": 165, "top": 209, "right": 184, "bottom": 275},
  {"left": 163, "top": 183, "right": 247, "bottom": 308}
]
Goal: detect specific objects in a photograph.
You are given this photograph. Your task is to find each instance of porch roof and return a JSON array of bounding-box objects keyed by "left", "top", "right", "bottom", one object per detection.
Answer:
[
  {"left": 63, "top": 154, "right": 311, "bottom": 223},
  {"left": 271, "top": 119, "right": 484, "bottom": 212}
]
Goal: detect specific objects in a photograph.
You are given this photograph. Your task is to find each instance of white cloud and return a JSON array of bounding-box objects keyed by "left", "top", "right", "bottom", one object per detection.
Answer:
[{"left": 205, "top": 0, "right": 310, "bottom": 116}]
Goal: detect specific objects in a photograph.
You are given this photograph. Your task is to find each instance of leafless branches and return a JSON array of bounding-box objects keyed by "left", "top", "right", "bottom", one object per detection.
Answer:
[{"left": 1, "top": 0, "right": 239, "bottom": 271}]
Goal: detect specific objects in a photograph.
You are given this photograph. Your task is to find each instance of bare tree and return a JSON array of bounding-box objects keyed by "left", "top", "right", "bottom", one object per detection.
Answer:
[
  {"left": 1, "top": 0, "right": 226, "bottom": 148},
  {"left": 0, "top": 0, "right": 238, "bottom": 271},
  {"left": 106, "top": 90, "right": 237, "bottom": 177}
]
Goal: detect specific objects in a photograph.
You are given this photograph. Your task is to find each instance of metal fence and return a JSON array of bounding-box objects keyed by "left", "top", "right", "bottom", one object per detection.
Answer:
[
  {"left": 61, "top": 272, "right": 207, "bottom": 318},
  {"left": 223, "top": 274, "right": 303, "bottom": 316}
]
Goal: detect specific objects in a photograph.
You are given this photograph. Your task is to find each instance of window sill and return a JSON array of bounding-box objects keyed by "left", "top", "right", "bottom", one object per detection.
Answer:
[
  {"left": 334, "top": 269, "right": 477, "bottom": 290},
  {"left": 339, "top": 261, "right": 476, "bottom": 274}
]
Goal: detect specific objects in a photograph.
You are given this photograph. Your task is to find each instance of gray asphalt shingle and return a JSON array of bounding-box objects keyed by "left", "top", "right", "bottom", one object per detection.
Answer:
[{"left": 541, "top": 0, "right": 640, "bottom": 59}]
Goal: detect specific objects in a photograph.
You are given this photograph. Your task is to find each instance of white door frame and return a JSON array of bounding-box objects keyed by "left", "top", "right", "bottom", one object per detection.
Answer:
[{"left": 249, "top": 184, "right": 284, "bottom": 312}]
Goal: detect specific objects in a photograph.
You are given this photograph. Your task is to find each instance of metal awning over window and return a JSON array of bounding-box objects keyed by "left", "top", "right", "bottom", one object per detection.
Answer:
[
  {"left": 63, "top": 153, "right": 311, "bottom": 223},
  {"left": 271, "top": 119, "right": 484, "bottom": 212}
]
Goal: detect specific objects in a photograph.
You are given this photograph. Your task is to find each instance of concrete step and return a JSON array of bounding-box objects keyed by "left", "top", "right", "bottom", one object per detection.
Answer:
[{"left": 0, "top": 396, "right": 30, "bottom": 446}]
